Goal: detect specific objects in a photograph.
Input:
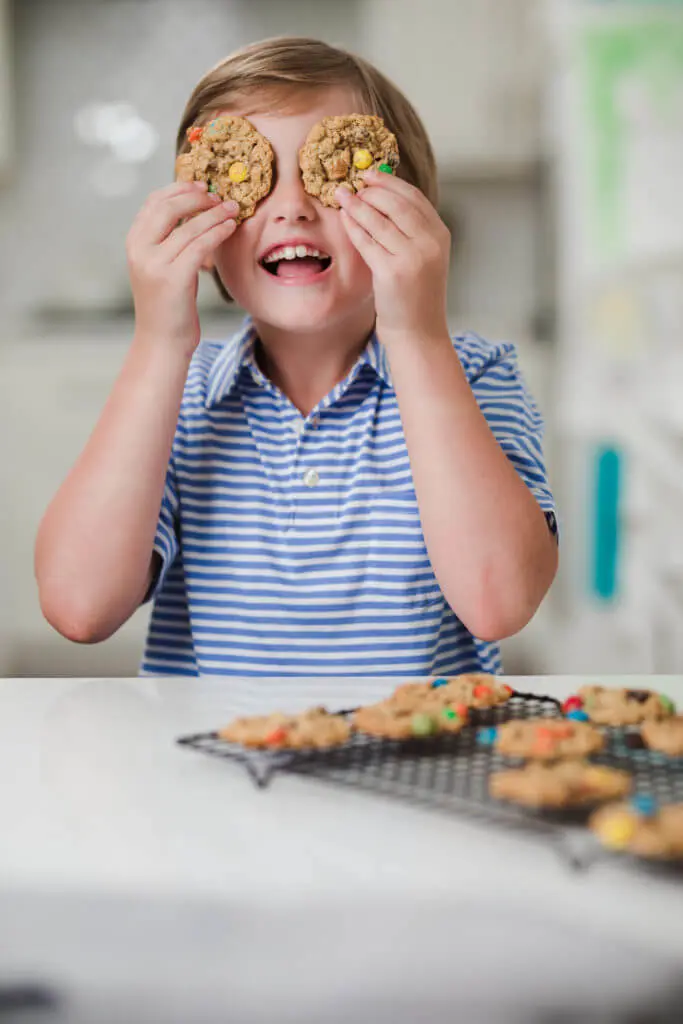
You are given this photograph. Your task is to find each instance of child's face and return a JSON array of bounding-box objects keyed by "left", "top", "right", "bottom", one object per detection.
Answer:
[{"left": 210, "top": 88, "right": 376, "bottom": 337}]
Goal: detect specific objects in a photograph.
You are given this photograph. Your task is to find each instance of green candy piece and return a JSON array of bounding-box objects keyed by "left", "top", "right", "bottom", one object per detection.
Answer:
[
  {"left": 207, "top": 182, "right": 218, "bottom": 193},
  {"left": 411, "top": 712, "right": 436, "bottom": 737},
  {"left": 441, "top": 708, "right": 460, "bottom": 722},
  {"left": 660, "top": 695, "right": 676, "bottom": 715},
  {"left": 378, "top": 163, "right": 395, "bottom": 174}
]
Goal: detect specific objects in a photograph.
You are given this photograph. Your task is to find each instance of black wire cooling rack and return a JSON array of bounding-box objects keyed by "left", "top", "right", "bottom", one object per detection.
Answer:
[{"left": 177, "top": 692, "right": 683, "bottom": 871}]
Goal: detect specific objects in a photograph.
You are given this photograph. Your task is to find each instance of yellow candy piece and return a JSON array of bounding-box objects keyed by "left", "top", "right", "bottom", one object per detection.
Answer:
[
  {"left": 228, "top": 162, "right": 248, "bottom": 184},
  {"left": 353, "top": 149, "right": 373, "bottom": 170},
  {"left": 597, "top": 813, "right": 636, "bottom": 849}
]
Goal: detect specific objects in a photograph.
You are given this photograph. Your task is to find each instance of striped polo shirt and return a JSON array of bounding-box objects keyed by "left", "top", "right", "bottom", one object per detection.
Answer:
[{"left": 141, "top": 318, "right": 555, "bottom": 677}]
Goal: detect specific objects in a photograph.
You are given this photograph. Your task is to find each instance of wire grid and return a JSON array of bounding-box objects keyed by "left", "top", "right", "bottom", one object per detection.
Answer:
[{"left": 177, "top": 694, "right": 683, "bottom": 870}]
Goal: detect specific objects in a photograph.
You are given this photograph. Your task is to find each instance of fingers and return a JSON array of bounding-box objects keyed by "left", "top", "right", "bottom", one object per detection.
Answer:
[
  {"left": 339, "top": 209, "right": 384, "bottom": 270},
  {"left": 129, "top": 182, "right": 219, "bottom": 249},
  {"left": 163, "top": 200, "right": 240, "bottom": 261},
  {"left": 336, "top": 187, "right": 399, "bottom": 254},
  {"left": 174, "top": 215, "right": 239, "bottom": 275},
  {"left": 357, "top": 185, "right": 427, "bottom": 239}
]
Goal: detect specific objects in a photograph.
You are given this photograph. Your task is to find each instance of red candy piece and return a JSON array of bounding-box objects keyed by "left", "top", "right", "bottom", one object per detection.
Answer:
[
  {"left": 562, "top": 695, "right": 583, "bottom": 714},
  {"left": 501, "top": 684, "right": 515, "bottom": 696},
  {"left": 264, "top": 727, "right": 288, "bottom": 746},
  {"left": 187, "top": 125, "right": 203, "bottom": 143},
  {"left": 453, "top": 703, "right": 468, "bottom": 720},
  {"left": 473, "top": 684, "right": 492, "bottom": 699}
]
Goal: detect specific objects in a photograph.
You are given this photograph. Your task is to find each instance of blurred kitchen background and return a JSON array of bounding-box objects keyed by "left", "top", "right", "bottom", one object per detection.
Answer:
[{"left": 0, "top": 0, "right": 681, "bottom": 678}]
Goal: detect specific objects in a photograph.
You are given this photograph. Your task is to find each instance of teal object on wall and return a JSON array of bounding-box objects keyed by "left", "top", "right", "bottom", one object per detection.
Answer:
[{"left": 591, "top": 444, "right": 622, "bottom": 601}]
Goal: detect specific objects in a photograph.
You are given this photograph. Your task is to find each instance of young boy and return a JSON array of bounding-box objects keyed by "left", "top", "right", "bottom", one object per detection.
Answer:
[{"left": 35, "top": 37, "right": 558, "bottom": 677}]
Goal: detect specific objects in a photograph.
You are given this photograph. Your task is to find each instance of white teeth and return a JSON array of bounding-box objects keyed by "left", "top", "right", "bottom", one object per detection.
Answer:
[{"left": 263, "top": 244, "right": 328, "bottom": 263}]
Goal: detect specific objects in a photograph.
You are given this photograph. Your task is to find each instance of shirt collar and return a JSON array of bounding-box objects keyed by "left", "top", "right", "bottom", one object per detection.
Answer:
[{"left": 205, "top": 317, "right": 392, "bottom": 409}]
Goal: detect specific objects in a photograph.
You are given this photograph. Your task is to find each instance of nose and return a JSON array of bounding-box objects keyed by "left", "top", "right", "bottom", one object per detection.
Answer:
[{"left": 267, "top": 168, "right": 317, "bottom": 224}]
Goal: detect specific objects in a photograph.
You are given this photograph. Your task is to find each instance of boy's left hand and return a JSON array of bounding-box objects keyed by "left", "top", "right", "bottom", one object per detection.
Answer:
[{"left": 336, "top": 169, "right": 451, "bottom": 343}]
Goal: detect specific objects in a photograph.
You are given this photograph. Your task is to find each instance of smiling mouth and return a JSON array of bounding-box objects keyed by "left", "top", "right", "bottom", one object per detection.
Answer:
[{"left": 260, "top": 244, "right": 333, "bottom": 280}]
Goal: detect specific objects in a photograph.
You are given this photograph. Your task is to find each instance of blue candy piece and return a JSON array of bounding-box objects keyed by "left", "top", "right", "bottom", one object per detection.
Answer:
[
  {"left": 431, "top": 677, "right": 449, "bottom": 689},
  {"left": 477, "top": 726, "right": 498, "bottom": 746},
  {"left": 566, "top": 709, "right": 590, "bottom": 722},
  {"left": 631, "top": 794, "right": 657, "bottom": 818}
]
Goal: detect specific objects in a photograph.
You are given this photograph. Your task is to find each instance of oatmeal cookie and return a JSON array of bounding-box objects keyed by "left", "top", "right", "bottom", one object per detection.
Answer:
[
  {"left": 299, "top": 114, "right": 399, "bottom": 208},
  {"left": 427, "top": 674, "right": 514, "bottom": 709},
  {"left": 218, "top": 706, "right": 350, "bottom": 749},
  {"left": 490, "top": 760, "right": 631, "bottom": 810},
  {"left": 494, "top": 718, "right": 604, "bottom": 761},
  {"left": 590, "top": 799, "right": 683, "bottom": 859},
  {"left": 641, "top": 716, "right": 683, "bottom": 757},
  {"left": 568, "top": 685, "right": 676, "bottom": 727},
  {"left": 175, "top": 115, "right": 274, "bottom": 222},
  {"left": 353, "top": 700, "right": 467, "bottom": 740}
]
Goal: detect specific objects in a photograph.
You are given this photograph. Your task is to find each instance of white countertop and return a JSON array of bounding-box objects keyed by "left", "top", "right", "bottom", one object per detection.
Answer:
[{"left": 2, "top": 674, "right": 683, "bottom": 1023}]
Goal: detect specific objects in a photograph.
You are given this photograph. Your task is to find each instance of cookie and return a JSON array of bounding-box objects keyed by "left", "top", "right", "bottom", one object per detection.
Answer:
[
  {"left": 493, "top": 718, "right": 604, "bottom": 761},
  {"left": 353, "top": 700, "right": 467, "bottom": 740},
  {"left": 641, "top": 716, "right": 683, "bottom": 757},
  {"left": 427, "top": 674, "right": 514, "bottom": 710},
  {"left": 490, "top": 760, "right": 631, "bottom": 810},
  {"left": 565, "top": 685, "right": 676, "bottom": 727},
  {"left": 175, "top": 115, "right": 274, "bottom": 222},
  {"left": 590, "top": 799, "right": 683, "bottom": 859},
  {"left": 299, "top": 114, "right": 399, "bottom": 208},
  {"left": 218, "top": 706, "right": 350, "bottom": 749}
]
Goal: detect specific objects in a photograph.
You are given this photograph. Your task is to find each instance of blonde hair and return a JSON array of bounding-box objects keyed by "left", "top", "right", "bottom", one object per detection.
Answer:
[{"left": 176, "top": 37, "right": 438, "bottom": 303}]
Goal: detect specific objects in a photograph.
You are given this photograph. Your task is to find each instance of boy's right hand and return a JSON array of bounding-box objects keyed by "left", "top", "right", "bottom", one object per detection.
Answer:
[{"left": 126, "top": 181, "right": 239, "bottom": 357}]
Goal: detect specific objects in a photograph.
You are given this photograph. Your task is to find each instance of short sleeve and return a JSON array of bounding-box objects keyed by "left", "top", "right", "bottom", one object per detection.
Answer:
[
  {"left": 144, "top": 455, "right": 180, "bottom": 602},
  {"left": 459, "top": 336, "right": 557, "bottom": 538}
]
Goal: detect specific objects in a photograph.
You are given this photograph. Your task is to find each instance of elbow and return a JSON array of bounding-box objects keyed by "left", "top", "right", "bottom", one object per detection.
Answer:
[
  {"left": 38, "top": 586, "right": 118, "bottom": 645},
  {"left": 454, "top": 545, "right": 559, "bottom": 644}
]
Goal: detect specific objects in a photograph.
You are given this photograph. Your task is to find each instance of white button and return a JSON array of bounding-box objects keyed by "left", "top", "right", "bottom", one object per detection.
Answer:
[
  {"left": 303, "top": 468, "right": 319, "bottom": 487},
  {"left": 292, "top": 418, "right": 305, "bottom": 437}
]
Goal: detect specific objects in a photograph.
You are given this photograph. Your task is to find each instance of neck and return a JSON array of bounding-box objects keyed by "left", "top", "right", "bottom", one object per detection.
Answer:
[{"left": 253, "top": 311, "right": 376, "bottom": 416}]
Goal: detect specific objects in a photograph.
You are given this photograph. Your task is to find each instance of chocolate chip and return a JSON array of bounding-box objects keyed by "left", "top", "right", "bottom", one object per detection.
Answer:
[{"left": 626, "top": 690, "right": 651, "bottom": 704}]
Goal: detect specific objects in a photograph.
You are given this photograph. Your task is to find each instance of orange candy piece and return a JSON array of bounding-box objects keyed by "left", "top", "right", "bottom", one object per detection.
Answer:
[
  {"left": 473, "top": 684, "right": 492, "bottom": 699},
  {"left": 187, "top": 125, "right": 203, "bottom": 144},
  {"left": 264, "top": 727, "right": 288, "bottom": 746}
]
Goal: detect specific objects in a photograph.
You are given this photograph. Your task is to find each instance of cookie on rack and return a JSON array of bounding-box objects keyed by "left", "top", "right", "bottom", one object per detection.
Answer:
[
  {"left": 299, "top": 114, "right": 399, "bottom": 208},
  {"left": 175, "top": 114, "right": 274, "bottom": 222},
  {"left": 590, "top": 798, "right": 683, "bottom": 859},
  {"left": 641, "top": 716, "right": 683, "bottom": 757},
  {"left": 562, "top": 685, "right": 675, "bottom": 727},
  {"left": 219, "top": 706, "right": 350, "bottom": 749},
  {"left": 490, "top": 760, "right": 631, "bottom": 810},
  {"left": 491, "top": 718, "right": 604, "bottom": 761},
  {"left": 427, "top": 673, "right": 514, "bottom": 709},
  {"left": 353, "top": 700, "right": 467, "bottom": 740}
]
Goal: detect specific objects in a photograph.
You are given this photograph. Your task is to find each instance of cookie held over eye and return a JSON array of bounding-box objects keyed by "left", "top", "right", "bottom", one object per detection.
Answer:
[
  {"left": 175, "top": 115, "right": 274, "bottom": 223},
  {"left": 299, "top": 114, "right": 400, "bottom": 208}
]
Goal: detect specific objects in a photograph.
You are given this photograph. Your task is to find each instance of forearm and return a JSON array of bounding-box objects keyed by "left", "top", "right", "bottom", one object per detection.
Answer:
[
  {"left": 35, "top": 335, "right": 191, "bottom": 642},
  {"left": 385, "top": 329, "right": 557, "bottom": 640}
]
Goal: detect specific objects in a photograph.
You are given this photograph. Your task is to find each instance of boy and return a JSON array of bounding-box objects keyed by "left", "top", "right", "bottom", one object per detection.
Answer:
[{"left": 35, "top": 38, "right": 558, "bottom": 677}]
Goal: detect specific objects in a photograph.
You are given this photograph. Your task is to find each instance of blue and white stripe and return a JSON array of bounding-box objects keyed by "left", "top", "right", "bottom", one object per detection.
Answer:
[{"left": 141, "top": 319, "right": 555, "bottom": 677}]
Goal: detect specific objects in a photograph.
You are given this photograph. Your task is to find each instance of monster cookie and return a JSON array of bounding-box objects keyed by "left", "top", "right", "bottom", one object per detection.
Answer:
[
  {"left": 564, "top": 685, "right": 676, "bottom": 727},
  {"left": 490, "top": 760, "right": 631, "bottom": 810},
  {"left": 590, "top": 799, "right": 683, "bottom": 859},
  {"left": 641, "top": 716, "right": 683, "bottom": 757},
  {"left": 218, "top": 706, "right": 350, "bottom": 749},
  {"left": 427, "top": 674, "right": 514, "bottom": 710},
  {"left": 299, "top": 114, "right": 399, "bottom": 208},
  {"left": 353, "top": 700, "right": 467, "bottom": 740},
  {"left": 493, "top": 718, "right": 604, "bottom": 761},
  {"left": 175, "top": 115, "right": 274, "bottom": 222}
]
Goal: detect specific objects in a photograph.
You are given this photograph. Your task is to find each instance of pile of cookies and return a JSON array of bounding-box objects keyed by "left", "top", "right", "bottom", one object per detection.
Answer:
[
  {"left": 485, "top": 683, "right": 683, "bottom": 861},
  {"left": 217, "top": 679, "right": 683, "bottom": 862},
  {"left": 218, "top": 673, "right": 511, "bottom": 749}
]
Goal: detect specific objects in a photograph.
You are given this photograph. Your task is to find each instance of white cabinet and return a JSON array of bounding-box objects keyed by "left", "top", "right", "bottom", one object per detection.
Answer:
[
  {"left": 0, "top": 0, "right": 11, "bottom": 178},
  {"left": 360, "top": 0, "right": 542, "bottom": 174}
]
